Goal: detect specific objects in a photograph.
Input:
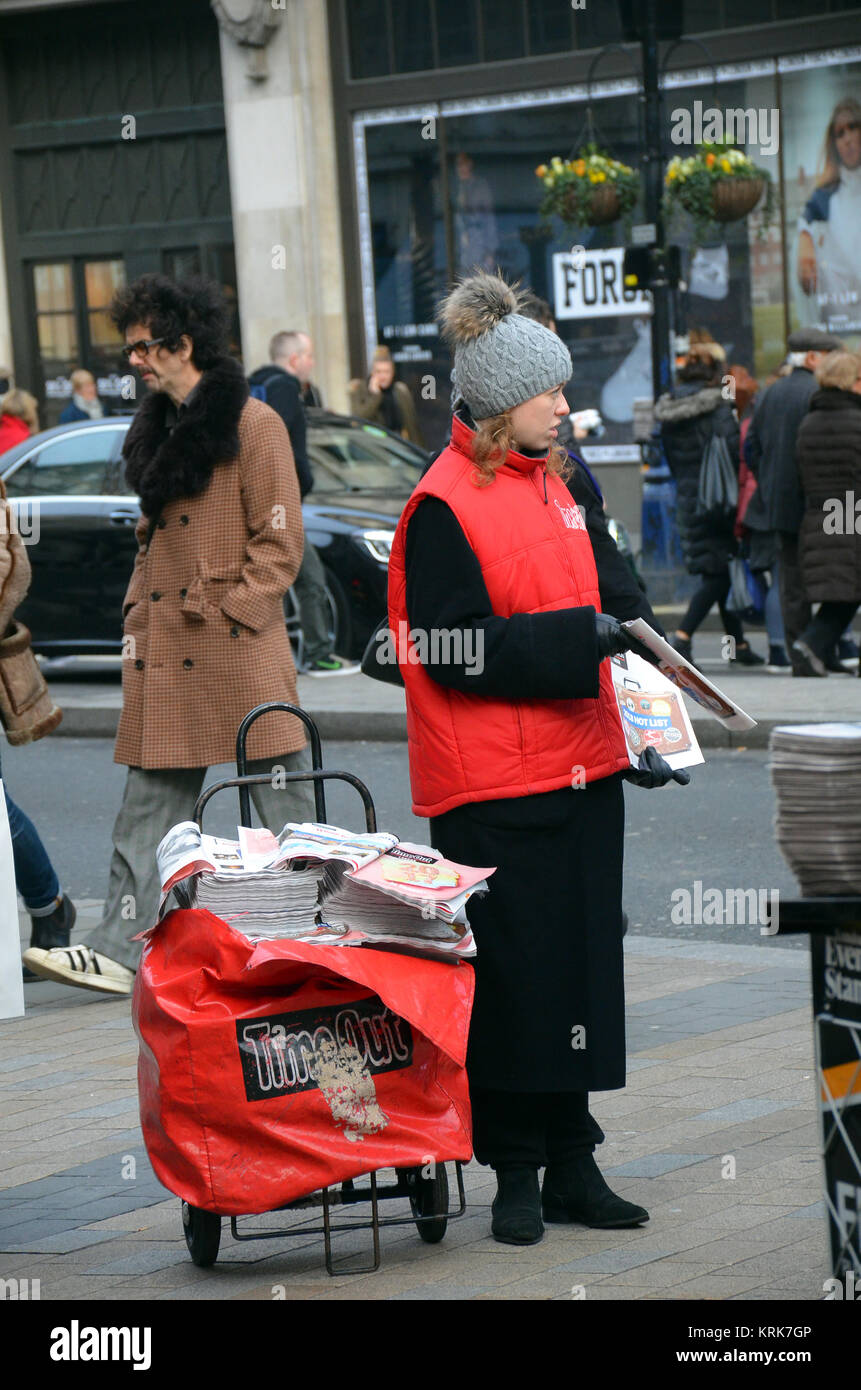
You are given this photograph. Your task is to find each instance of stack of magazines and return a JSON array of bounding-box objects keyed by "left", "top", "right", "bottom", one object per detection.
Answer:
[
  {"left": 771, "top": 723, "right": 861, "bottom": 895},
  {"left": 155, "top": 820, "right": 493, "bottom": 961}
]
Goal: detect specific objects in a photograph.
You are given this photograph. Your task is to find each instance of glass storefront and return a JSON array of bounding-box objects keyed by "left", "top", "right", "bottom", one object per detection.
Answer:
[{"left": 357, "top": 48, "right": 861, "bottom": 458}]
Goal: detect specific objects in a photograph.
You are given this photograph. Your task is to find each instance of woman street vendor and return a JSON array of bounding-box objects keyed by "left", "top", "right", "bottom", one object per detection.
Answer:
[{"left": 387, "top": 272, "right": 690, "bottom": 1245}]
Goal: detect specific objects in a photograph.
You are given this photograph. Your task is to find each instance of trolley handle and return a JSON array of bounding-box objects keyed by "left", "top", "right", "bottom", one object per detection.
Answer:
[
  {"left": 235, "top": 702, "right": 325, "bottom": 825},
  {"left": 194, "top": 768, "right": 378, "bottom": 835}
]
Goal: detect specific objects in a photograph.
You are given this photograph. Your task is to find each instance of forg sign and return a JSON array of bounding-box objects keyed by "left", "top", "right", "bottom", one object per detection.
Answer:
[{"left": 553, "top": 248, "right": 653, "bottom": 320}]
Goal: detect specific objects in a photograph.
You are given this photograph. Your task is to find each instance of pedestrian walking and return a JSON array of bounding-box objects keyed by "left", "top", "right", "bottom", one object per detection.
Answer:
[
  {"left": 349, "top": 346, "right": 425, "bottom": 447},
  {"left": 249, "top": 332, "right": 356, "bottom": 674},
  {"left": 745, "top": 327, "right": 845, "bottom": 673},
  {"left": 24, "top": 274, "right": 315, "bottom": 995},
  {"left": 59, "top": 368, "right": 106, "bottom": 423},
  {"left": 388, "top": 271, "right": 689, "bottom": 1245},
  {"left": 0, "top": 470, "right": 71, "bottom": 980},
  {"left": 792, "top": 350, "right": 861, "bottom": 676},
  {"left": 0, "top": 388, "right": 39, "bottom": 454},
  {"left": 731, "top": 363, "right": 791, "bottom": 671},
  {"left": 654, "top": 341, "right": 764, "bottom": 667}
]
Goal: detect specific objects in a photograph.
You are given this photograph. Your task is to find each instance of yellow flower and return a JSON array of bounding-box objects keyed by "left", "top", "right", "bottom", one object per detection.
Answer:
[
  {"left": 551, "top": 156, "right": 564, "bottom": 171},
  {"left": 720, "top": 157, "right": 731, "bottom": 173},
  {"left": 535, "top": 164, "right": 547, "bottom": 177},
  {"left": 595, "top": 171, "right": 607, "bottom": 182}
]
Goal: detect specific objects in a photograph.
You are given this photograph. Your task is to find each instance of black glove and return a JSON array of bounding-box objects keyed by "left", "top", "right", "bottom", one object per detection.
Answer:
[
  {"left": 594, "top": 613, "right": 631, "bottom": 660},
  {"left": 623, "top": 745, "right": 691, "bottom": 789},
  {"left": 594, "top": 613, "right": 661, "bottom": 667}
]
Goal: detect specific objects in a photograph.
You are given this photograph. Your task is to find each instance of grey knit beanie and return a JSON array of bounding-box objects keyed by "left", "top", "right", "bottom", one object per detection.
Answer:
[{"left": 440, "top": 271, "right": 572, "bottom": 419}]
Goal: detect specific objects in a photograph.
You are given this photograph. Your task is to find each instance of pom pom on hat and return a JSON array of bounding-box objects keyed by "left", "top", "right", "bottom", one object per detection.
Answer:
[{"left": 439, "top": 271, "right": 522, "bottom": 345}]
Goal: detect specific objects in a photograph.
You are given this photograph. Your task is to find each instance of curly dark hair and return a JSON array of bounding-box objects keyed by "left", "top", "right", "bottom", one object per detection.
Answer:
[{"left": 110, "top": 273, "right": 229, "bottom": 369}]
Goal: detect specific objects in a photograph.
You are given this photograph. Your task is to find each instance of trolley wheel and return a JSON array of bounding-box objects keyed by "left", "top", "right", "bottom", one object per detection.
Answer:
[
  {"left": 409, "top": 1164, "right": 449, "bottom": 1243},
  {"left": 182, "top": 1201, "right": 221, "bottom": 1267}
]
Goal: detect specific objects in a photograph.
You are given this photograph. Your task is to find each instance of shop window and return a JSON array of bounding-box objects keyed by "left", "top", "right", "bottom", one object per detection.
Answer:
[
  {"left": 435, "top": 0, "right": 479, "bottom": 67},
  {"left": 526, "top": 0, "right": 573, "bottom": 55},
  {"left": 481, "top": 0, "right": 525, "bottom": 62},
  {"left": 392, "top": 0, "right": 435, "bottom": 73},
  {"left": 683, "top": 0, "right": 728, "bottom": 30},
  {"left": 348, "top": 0, "right": 390, "bottom": 79},
  {"left": 724, "top": 0, "right": 774, "bottom": 23}
]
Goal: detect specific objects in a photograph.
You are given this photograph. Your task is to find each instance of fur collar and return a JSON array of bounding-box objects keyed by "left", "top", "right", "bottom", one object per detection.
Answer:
[
  {"left": 653, "top": 386, "right": 724, "bottom": 424},
  {"left": 122, "top": 356, "right": 248, "bottom": 518}
]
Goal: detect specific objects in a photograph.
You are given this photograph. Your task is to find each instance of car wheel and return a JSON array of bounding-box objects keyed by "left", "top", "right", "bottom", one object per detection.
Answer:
[{"left": 284, "top": 574, "right": 350, "bottom": 665}]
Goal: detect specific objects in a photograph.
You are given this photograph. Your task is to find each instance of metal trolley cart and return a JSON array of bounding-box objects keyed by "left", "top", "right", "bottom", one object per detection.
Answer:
[
  {"left": 779, "top": 897, "right": 861, "bottom": 1282},
  {"left": 174, "top": 702, "right": 468, "bottom": 1276}
]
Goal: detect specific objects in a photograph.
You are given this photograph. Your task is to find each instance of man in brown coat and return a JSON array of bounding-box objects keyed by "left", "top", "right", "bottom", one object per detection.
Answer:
[{"left": 25, "top": 274, "right": 315, "bottom": 994}]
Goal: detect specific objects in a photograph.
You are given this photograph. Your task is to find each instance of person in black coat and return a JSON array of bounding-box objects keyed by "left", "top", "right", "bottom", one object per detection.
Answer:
[
  {"left": 654, "top": 344, "right": 764, "bottom": 667},
  {"left": 745, "top": 327, "right": 845, "bottom": 670},
  {"left": 792, "top": 351, "right": 861, "bottom": 676}
]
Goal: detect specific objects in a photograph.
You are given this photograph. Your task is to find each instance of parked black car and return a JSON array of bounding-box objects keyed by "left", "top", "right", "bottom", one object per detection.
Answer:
[{"left": 0, "top": 411, "right": 427, "bottom": 662}]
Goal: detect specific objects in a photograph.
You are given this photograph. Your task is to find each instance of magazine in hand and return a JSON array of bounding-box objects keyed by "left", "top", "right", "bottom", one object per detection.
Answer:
[
  {"left": 610, "top": 651, "right": 704, "bottom": 772},
  {"left": 621, "top": 618, "right": 757, "bottom": 733}
]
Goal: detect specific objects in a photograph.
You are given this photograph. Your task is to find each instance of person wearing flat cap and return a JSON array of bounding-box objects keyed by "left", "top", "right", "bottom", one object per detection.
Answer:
[
  {"left": 387, "top": 271, "right": 690, "bottom": 1246},
  {"left": 745, "top": 326, "right": 845, "bottom": 673}
]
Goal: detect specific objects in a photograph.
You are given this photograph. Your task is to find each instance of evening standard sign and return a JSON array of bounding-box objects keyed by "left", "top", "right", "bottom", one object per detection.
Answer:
[{"left": 553, "top": 248, "right": 652, "bottom": 320}]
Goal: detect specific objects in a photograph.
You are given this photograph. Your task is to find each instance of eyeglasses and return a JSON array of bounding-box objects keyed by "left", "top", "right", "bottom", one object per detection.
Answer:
[
  {"left": 122, "top": 337, "right": 166, "bottom": 362},
  {"left": 834, "top": 120, "right": 860, "bottom": 139}
]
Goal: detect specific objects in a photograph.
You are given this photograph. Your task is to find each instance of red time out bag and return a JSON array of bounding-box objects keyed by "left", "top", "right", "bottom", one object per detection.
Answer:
[{"left": 133, "top": 909, "right": 475, "bottom": 1215}]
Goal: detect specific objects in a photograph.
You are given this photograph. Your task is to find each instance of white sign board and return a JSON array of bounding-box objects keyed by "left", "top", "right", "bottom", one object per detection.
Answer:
[
  {"left": 553, "top": 248, "right": 653, "bottom": 320},
  {"left": 0, "top": 781, "right": 24, "bottom": 1019}
]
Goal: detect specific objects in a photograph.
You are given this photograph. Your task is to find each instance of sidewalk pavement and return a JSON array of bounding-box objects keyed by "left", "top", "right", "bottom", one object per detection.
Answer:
[
  {"left": 0, "top": 920, "right": 831, "bottom": 1301},
  {"left": 45, "top": 653, "right": 859, "bottom": 748}
]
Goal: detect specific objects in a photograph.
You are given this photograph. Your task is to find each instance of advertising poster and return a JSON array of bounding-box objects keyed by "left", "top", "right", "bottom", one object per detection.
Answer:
[{"left": 782, "top": 61, "right": 861, "bottom": 341}]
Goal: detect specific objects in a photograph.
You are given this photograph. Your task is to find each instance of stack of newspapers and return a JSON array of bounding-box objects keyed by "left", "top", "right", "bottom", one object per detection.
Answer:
[
  {"left": 771, "top": 723, "right": 861, "bottom": 895},
  {"left": 156, "top": 821, "right": 493, "bottom": 960}
]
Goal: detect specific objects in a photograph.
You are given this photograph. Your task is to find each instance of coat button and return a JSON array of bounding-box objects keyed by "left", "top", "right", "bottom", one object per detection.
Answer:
[
  {"left": 183, "top": 658, "right": 193, "bottom": 669},
  {"left": 135, "top": 658, "right": 144, "bottom": 670},
  {"left": 180, "top": 587, "right": 187, "bottom": 598},
  {"left": 230, "top": 625, "right": 240, "bottom": 637},
  {"left": 157, "top": 518, "right": 167, "bottom": 529},
  {"left": 151, "top": 591, "right": 161, "bottom": 601},
  {"left": 180, "top": 515, "right": 189, "bottom": 525}
]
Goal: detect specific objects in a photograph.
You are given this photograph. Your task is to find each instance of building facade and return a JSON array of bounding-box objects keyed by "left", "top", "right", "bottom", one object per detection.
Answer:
[{"left": 1, "top": 0, "right": 860, "bottom": 526}]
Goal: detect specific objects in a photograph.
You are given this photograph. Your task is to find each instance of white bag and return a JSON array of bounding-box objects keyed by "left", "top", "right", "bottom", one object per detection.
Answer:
[{"left": 0, "top": 780, "right": 24, "bottom": 1019}]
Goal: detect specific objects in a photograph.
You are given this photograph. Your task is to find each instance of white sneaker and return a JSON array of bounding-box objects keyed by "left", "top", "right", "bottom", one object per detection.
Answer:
[{"left": 21, "top": 944, "right": 135, "bottom": 996}]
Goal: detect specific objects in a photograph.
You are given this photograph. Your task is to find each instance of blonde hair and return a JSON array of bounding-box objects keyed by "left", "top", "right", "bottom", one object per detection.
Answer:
[
  {"left": 0, "top": 388, "right": 39, "bottom": 432},
  {"left": 470, "top": 409, "right": 571, "bottom": 487},
  {"left": 816, "top": 350, "right": 861, "bottom": 391},
  {"left": 70, "top": 368, "right": 95, "bottom": 391},
  {"left": 818, "top": 98, "right": 861, "bottom": 188}
]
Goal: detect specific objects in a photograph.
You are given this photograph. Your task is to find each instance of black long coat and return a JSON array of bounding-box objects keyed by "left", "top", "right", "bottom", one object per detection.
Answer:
[
  {"left": 745, "top": 367, "right": 818, "bottom": 534},
  {"left": 654, "top": 385, "right": 740, "bottom": 576},
  {"left": 796, "top": 387, "right": 861, "bottom": 603}
]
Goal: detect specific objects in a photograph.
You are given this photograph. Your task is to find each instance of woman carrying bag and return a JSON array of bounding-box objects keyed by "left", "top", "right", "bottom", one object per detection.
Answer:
[
  {"left": 388, "top": 272, "right": 690, "bottom": 1245},
  {"left": 654, "top": 342, "right": 765, "bottom": 668},
  {"left": 0, "top": 477, "right": 74, "bottom": 978}
]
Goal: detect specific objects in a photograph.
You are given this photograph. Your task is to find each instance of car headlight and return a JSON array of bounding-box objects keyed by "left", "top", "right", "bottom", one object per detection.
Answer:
[{"left": 358, "top": 529, "right": 394, "bottom": 565}]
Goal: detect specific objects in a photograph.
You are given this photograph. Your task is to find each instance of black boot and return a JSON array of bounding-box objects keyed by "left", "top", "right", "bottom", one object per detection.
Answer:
[
  {"left": 491, "top": 1165, "right": 544, "bottom": 1245},
  {"left": 542, "top": 1153, "right": 649, "bottom": 1228},
  {"left": 23, "top": 893, "right": 76, "bottom": 982}
]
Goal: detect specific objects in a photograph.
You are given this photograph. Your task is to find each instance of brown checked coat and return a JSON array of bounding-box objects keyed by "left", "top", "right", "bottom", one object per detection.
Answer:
[{"left": 114, "top": 357, "right": 306, "bottom": 769}]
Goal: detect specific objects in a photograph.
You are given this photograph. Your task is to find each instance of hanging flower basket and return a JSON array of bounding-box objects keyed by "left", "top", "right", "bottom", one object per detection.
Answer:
[
  {"left": 711, "top": 176, "right": 766, "bottom": 222},
  {"left": 536, "top": 146, "right": 640, "bottom": 231},
  {"left": 664, "top": 143, "right": 776, "bottom": 247}
]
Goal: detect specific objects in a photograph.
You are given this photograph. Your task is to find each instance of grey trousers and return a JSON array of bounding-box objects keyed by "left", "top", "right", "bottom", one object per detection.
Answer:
[
  {"left": 292, "top": 539, "right": 332, "bottom": 664},
  {"left": 87, "top": 748, "right": 316, "bottom": 970}
]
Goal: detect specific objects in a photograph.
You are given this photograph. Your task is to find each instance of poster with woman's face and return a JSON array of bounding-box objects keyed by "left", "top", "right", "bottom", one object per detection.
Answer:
[{"left": 783, "top": 64, "right": 861, "bottom": 340}]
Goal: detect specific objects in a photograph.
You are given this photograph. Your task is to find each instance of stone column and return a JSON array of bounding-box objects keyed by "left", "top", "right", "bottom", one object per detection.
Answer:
[{"left": 215, "top": 0, "right": 350, "bottom": 411}]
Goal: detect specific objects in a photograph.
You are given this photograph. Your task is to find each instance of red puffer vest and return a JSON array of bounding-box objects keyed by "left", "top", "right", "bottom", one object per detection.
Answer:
[{"left": 388, "top": 416, "right": 628, "bottom": 816}]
